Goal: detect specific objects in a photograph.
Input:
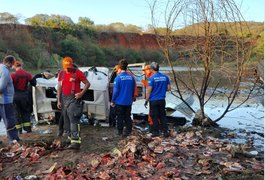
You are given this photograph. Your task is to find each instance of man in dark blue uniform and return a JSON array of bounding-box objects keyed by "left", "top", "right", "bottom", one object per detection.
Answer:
[
  {"left": 111, "top": 59, "right": 136, "bottom": 137},
  {"left": 145, "top": 62, "right": 171, "bottom": 137}
]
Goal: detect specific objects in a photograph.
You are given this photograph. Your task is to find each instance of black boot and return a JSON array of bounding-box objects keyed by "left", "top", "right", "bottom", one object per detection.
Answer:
[{"left": 68, "top": 143, "right": 80, "bottom": 150}]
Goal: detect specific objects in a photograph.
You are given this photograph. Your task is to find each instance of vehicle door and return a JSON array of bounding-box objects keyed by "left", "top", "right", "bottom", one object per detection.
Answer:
[{"left": 108, "top": 63, "right": 146, "bottom": 101}]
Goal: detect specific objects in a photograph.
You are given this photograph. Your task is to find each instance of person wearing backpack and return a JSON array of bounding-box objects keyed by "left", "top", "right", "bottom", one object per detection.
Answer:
[{"left": 57, "top": 57, "right": 90, "bottom": 149}]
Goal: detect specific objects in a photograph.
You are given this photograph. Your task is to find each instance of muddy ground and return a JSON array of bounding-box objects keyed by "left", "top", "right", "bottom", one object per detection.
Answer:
[
  {"left": 0, "top": 124, "right": 120, "bottom": 177},
  {"left": 0, "top": 122, "right": 263, "bottom": 179}
]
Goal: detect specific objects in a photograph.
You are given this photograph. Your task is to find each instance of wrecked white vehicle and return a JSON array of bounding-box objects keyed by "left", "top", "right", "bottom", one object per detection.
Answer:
[
  {"left": 32, "top": 64, "right": 147, "bottom": 124},
  {"left": 32, "top": 64, "right": 193, "bottom": 126}
]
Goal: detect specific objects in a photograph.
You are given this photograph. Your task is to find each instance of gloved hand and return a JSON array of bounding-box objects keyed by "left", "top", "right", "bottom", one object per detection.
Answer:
[{"left": 144, "top": 100, "right": 148, "bottom": 109}]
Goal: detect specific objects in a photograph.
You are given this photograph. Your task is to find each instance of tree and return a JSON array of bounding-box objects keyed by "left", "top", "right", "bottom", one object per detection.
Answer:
[
  {"left": 60, "top": 34, "right": 84, "bottom": 63},
  {"left": 125, "top": 24, "right": 143, "bottom": 33},
  {"left": 0, "top": 12, "right": 18, "bottom": 24},
  {"left": 108, "top": 22, "right": 126, "bottom": 32},
  {"left": 45, "top": 15, "right": 74, "bottom": 29},
  {"left": 26, "top": 14, "right": 74, "bottom": 29},
  {"left": 148, "top": 0, "right": 257, "bottom": 126},
  {"left": 77, "top": 17, "right": 94, "bottom": 28},
  {"left": 25, "top": 14, "right": 49, "bottom": 26}
]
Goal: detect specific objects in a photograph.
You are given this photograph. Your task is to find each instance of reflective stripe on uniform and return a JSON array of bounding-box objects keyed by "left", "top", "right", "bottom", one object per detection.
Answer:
[
  {"left": 23, "top": 122, "right": 31, "bottom": 127},
  {"left": 7, "top": 126, "right": 16, "bottom": 132},
  {"left": 16, "top": 124, "right": 22, "bottom": 129},
  {"left": 78, "top": 124, "right": 80, "bottom": 137},
  {"left": 71, "top": 139, "right": 81, "bottom": 144}
]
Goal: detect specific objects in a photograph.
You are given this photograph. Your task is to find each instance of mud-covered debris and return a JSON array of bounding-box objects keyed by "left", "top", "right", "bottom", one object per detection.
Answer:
[
  {"left": 97, "top": 171, "right": 111, "bottom": 179},
  {"left": 24, "top": 175, "right": 38, "bottom": 180},
  {"left": 0, "top": 127, "right": 263, "bottom": 179},
  {"left": 154, "top": 146, "right": 164, "bottom": 154},
  {"left": 91, "top": 159, "right": 100, "bottom": 169},
  {"left": 4, "top": 152, "right": 15, "bottom": 158},
  {"left": 221, "top": 161, "right": 245, "bottom": 172},
  {"left": 42, "top": 162, "right": 57, "bottom": 174},
  {"left": 102, "top": 137, "right": 108, "bottom": 141},
  {"left": 112, "top": 147, "right": 122, "bottom": 157},
  {"left": 50, "top": 139, "right": 62, "bottom": 149}
]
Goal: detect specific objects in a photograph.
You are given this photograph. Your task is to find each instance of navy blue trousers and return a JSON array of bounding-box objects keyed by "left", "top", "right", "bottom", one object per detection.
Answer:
[
  {"left": 0, "top": 103, "right": 19, "bottom": 142},
  {"left": 149, "top": 99, "right": 168, "bottom": 135},
  {"left": 116, "top": 105, "right": 132, "bottom": 135}
]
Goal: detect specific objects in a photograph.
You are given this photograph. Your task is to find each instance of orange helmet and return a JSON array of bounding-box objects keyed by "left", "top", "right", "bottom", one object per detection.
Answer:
[
  {"left": 114, "top": 65, "right": 122, "bottom": 74},
  {"left": 14, "top": 60, "right": 22, "bottom": 68},
  {"left": 142, "top": 65, "right": 153, "bottom": 78},
  {"left": 62, "top": 57, "right": 73, "bottom": 69}
]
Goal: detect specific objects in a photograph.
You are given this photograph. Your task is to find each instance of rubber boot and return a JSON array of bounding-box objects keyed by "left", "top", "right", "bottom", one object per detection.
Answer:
[{"left": 69, "top": 123, "right": 81, "bottom": 149}]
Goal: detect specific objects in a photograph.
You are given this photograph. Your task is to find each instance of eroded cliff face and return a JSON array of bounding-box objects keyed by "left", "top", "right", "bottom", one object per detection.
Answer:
[
  {"left": 97, "top": 32, "right": 205, "bottom": 50},
  {"left": 98, "top": 32, "right": 160, "bottom": 49},
  {"left": 0, "top": 24, "right": 252, "bottom": 53},
  {"left": 0, "top": 24, "right": 205, "bottom": 51}
]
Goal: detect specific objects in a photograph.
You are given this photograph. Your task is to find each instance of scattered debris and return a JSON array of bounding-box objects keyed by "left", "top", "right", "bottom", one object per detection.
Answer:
[{"left": 0, "top": 126, "right": 263, "bottom": 179}]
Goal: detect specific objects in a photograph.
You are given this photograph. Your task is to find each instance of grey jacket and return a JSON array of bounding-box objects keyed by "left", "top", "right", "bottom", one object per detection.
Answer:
[{"left": 0, "top": 63, "right": 14, "bottom": 104}]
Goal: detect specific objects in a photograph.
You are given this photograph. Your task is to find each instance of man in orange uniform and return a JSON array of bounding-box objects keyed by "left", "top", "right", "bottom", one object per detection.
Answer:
[
  {"left": 11, "top": 60, "right": 35, "bottom": 133},
  {"left": 57, "top": 57, "right": 90, "bottom": 149}
]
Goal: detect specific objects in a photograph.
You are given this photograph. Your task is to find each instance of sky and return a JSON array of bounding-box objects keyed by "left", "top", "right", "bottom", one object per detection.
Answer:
[{"left": 0, "top": 0, "right": 263, "bottom": 29}]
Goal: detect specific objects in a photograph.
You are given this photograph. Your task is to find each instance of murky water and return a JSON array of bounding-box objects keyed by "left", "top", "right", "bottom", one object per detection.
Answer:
[{"left": 132, "top": 92, "right": 264, "bottom": 152}]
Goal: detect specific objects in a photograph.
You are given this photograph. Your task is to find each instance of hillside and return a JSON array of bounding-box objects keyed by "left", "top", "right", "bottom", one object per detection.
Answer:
[
  {"left": 173, "top": 21, "right": 264, "bottom": 36},
  {"left": 0, "top": 22, "right": 263, "bottom": 68}
]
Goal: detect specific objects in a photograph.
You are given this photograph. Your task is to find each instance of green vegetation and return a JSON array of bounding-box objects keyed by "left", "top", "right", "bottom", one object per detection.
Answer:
[
  {"left": 0, "top": 12, "right": 263, "bottom": 70},
  {"left": 173, "top": 21, "right": 264, "bottom": 63},
  {"left": 0, "top": 24, "right": 165, "bottom": 70}
]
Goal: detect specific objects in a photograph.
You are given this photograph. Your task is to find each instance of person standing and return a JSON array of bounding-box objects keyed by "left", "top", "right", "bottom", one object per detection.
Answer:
[
  {"left": 32, "top": 70, "right": 52, "bottom": 82},
  {"left": 111, "top": 59, "right": 136, "bottom": 137},
  {"left": 30, "top": 70, "right": 54, "bottom": 113},
  {"left": 144, "top": 62, "right": 171, "bottom": 137},
  {"left": 0, "top": 55, "right": 20, "bottom": 143},
  {"left": 57, "top": 57, "right": 90, "bottom": 149},
  {"left": 11, "top": 60, "right": 35, "bottom": 133}
]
